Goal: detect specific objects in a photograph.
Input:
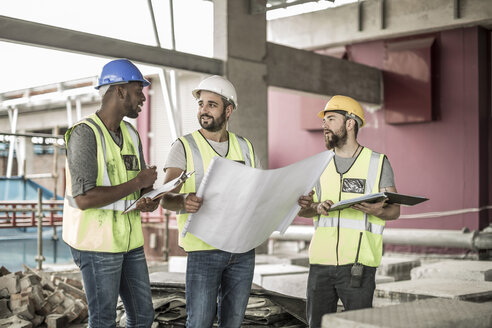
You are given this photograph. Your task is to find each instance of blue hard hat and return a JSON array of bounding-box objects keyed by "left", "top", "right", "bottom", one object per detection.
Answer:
[{"left": 95, "top": 59, "right": 150, "bottom": 89}]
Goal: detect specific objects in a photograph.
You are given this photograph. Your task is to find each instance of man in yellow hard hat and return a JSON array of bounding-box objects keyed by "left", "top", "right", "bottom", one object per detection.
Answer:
[
  {"left": 298, "top": 95, "right": 400, "bottom": 327},
  {"left": 160, "top": 75, "right": 260, "bottom": 328}
]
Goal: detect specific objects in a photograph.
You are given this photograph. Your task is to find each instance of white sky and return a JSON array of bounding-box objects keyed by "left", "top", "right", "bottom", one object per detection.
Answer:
[
  {"left": 0, "top": 0, "right": 214, "bottom": 93},
  {"left": 0, "top": 0, "right": 356, "bottom": 93}
]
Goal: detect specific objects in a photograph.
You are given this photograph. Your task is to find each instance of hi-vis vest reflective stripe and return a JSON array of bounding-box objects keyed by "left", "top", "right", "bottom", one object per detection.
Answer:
[
  {"left": 62, "top": 114, "right": 144, "bottom": 253},
  {"left": 309, "top": 147, "right": 385, "bottom": 267},
  {"left": 177, "top": 130, "right": 255, "bottom": 252}
]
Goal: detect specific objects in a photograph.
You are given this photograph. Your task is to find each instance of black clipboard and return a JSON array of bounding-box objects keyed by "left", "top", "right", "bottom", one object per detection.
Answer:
[{"left": 329, "top": 192, "right": 428, "bottom": 211}]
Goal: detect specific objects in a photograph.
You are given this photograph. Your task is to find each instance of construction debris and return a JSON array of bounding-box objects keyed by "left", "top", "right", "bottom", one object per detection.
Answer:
[
  {"left": 0, "top": 265, "right": 88, "bottom": 328},
  {"left": 146, "top": 272, "right": 308, "bottom": 327}
]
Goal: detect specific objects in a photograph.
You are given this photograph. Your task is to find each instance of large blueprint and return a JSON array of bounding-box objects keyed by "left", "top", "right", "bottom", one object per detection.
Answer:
[{"left": 182, "top": 151, "right": 334, "bottom": 253}]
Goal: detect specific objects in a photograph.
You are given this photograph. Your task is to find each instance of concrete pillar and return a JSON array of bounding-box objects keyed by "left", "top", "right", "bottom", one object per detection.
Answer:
[{"left": 214, "top": 0, "right": 269, "bottom": 167}]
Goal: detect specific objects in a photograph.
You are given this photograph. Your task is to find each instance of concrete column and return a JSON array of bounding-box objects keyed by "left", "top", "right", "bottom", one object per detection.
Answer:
[{"left": 214, "top": 0, "right": 269, "bottom": 167}]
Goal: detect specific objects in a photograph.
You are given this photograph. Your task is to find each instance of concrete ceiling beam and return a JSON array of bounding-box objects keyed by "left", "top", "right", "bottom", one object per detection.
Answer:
[
  {"left": 268, "top": 0, "right": 492, "bottom": 50},
  {"left": 266, "top": 42, "right": 382, "bottom": 104},
  {"left": 0, "top": 15, "right": 223, "bottom": 76}
]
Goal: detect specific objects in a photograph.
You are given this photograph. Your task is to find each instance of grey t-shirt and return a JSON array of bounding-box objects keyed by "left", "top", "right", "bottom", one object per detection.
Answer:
[
  {"left": 334, "top": 150, "right": 395, "bottom": 190},
  {"left": 164, "top": 136, "right": 261, "bottom": 170},
  {"left": 67, "top": 123, "right": 146, "bottom": 198}
]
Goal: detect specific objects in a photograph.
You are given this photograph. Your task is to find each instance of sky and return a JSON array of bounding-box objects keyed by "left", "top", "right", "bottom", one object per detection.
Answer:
[
  {"left": 0, "top": 0, "right": 214, "bottom": 93},
  {"left": 0, "top": 0, "right": 357, "bottom": 93}
]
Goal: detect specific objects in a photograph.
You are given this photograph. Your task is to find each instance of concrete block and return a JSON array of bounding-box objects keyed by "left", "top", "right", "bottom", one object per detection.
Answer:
[
  {"left": 0, "top": 266, "right": 10, "bottom": 277},
  {"left": 168, "top": 256, "right": 187, "bottom": 273},
  {"left": 0, "top": 273, "right": 20, "bottom": 297},
  {"left": 19, "top": 275, "right": 41, "bottom": 290},
  {"left": 0, "top": 315, "right": 33, "bottom": 328},
  {"left": 375, "top": 275, "right": 395, "bottom": 284},
  {"left": 22, "top": 266, "right": 55, "bottom": 292},
  {"left": 55, "top": 282, "right": 86, "bottom": 302},
  {"left": 377, "top": 256, "right": 421, "bottom": 281},
  {"left": 28, "top": 285, "right": 45, "bottom": 311},
  {"left": 12, "top": 304, "right": 35, "bottom": 321},
  {"left": 64, "top": 299, "right": 87, "bottom": 322},
  {"left": 290, "top": 256, "right": 309, "bottom": 267},
  {"left": 31, "top": 314, "right": 45, "bottom": 328},
  {"left": 70, "top": 299, "right": 88, "bottom": 324},
  {"left": 46, "top": 313, "right": 69, "bottom": 328},
  {"left": 38, "top": 290, "right": 65, "bottom": 316},
  {"left": 322, "top": 298, "right": 492, "bottom": 328},
  {"left": 0, "top": 298, "right": 12, "bottom": 318},
  {"left": 9, "top": 292, "right": 35, "bottom": 320},
  {"left": 253, "top": 264, "right": 309, "bottom": 298},
  {"left": 411, "top": 260, "right": 492, "bottom": 281},
  {"left": 376, "top": 278, "right": 492, "bottom": 303},
  {"left": 51, "top": 276, "right": 83, "bottom": 291}
]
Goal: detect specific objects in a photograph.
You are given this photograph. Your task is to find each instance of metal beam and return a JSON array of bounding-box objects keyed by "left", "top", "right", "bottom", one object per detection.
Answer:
[
  {"left": 0, "top": 15, "right": 223, "bottom": 76},
  {"left": 265, "top": 42, "right": 382, "bottom": 104}
]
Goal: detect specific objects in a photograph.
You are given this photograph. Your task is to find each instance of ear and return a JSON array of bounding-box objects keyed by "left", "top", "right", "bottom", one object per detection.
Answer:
[
  {"left": 346, "top": 118, "right": 357, "bottom": 131},
  {"left": 225, "top": 104, "right": 234, "bottom": 119},
  {"left": 116, "top": 85, "right": 127, "bottom": 99}
]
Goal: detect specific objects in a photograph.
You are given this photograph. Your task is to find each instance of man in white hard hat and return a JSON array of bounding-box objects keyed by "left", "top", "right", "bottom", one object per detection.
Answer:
[
  {"left": 297, "top": 95, "right": 400, "bottom": 327},
  {"left": 160, "top": 75, "right": 260, "bottom": 328},
  {"left": 63, "top": 59, "right": 158, "bottom": 327}
]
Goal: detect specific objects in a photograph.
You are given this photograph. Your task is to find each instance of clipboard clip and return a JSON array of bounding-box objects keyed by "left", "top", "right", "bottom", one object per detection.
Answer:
[{"left": 174, "top": 170, "right": 194, "bottom": 187}]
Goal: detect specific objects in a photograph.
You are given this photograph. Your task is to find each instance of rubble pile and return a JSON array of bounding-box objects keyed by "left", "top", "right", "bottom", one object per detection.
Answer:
[{"left": 0, "top": 266, "right": 88, "bottom": 328}]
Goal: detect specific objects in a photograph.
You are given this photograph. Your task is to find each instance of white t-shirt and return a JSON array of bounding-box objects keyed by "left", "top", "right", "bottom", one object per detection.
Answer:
[{"left": 164, "top": 136, "right": 261, "bottom": 171}]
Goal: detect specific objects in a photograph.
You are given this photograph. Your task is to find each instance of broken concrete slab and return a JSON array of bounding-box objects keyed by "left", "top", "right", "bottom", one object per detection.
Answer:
[
  {"left": 0, "top": 315, "right": 33, "bottom": 328},
  {"left": 411, "top": 260, "right": 492, "bottom": 281},
  {"left": 45, "top": 313, "right": 69, "bottom": 328},
  {"left": 253, "top": 264, "right": 309, "bottom": 299},
  {"left": 55, "top": 282, "right": 86, "bottom": 302},
  {"left": 322, "top": 298, "right": 492, "bottom": 328},
  {"left": 375, "top": 278, "right": 492, "bottom": 303},
  {"left": 0, "top": 273, "right": 20, "bottom": 297},
  {"left": 0, "top": 298, "right": 11, "bottom": 319},
  {"left": 377, "top": 256, "right": 421, "bottom": 281},
  {"left": 19, "top": 275, "right": 41, "bottom": 291}
]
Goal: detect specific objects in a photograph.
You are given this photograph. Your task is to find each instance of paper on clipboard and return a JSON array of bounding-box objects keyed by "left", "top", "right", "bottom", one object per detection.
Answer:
[
  {"left": 123, "top": 171, "right": 194, "bottom": 214},
  {"left": 329, "top": 191, "right": 428, "bottom": 211}
]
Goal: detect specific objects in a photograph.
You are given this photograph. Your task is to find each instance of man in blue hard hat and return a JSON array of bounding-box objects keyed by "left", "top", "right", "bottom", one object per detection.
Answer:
[{"left": 63, "top": 58, "right": 159, "bottom": 327}]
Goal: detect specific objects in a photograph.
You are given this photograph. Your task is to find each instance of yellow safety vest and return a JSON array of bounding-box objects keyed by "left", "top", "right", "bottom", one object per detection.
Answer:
[
  {"left": 310, "top": 147, "right": 385, "bottom": 267},
  {"left": 177, "top": 130, "right": 255, "bottom": 252},
  {"left": 62, "top": 114, "right": 144, "bottom": 252}
]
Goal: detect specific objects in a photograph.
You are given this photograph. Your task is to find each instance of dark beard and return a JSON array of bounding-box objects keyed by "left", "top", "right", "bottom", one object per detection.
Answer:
[
  {"left": 123, "top": 94, "right": 139, "bottom": 119},
  {"left": 325, "top": 127, "right": 348, "bottom": 149},
  {"left": 200, "top": 110, "right": 227, "bottom": 132}
]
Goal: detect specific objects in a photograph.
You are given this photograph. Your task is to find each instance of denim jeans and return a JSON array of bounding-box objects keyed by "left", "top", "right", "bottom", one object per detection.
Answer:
[
  {"left": 306, "top": 264, "right": 376, "bottom": 328},
  {"left": 185, "top": 249, "right": 255, "bottom": 328},
  {"left": 70, "top": 246, "right": 154, "bottom": 328}
]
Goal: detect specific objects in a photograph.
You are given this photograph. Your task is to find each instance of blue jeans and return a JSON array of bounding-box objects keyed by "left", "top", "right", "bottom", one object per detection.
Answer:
[
  {"left": 185, "top": 249, "right": 255, "bottom": 328},
  {"left": 70, "top": 246, "right": 154, "bottom": 328},
  {"left": 306, "top": 264, "right": 376, "bottom": 328}
]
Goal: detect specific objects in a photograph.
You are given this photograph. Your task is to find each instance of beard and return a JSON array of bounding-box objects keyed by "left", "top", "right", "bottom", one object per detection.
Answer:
[
  {"left": 123, "top": 94, "right": 140, "bottom": 119},
  {"left": 325, "top": 125, "right": 348, "bottom": 149},
  {"left": 199, "top": 109, "right": 227, "bottom": 132}
]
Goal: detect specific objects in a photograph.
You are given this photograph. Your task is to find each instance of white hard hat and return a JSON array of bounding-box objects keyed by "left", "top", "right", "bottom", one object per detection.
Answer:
[{"left": 192, "top": 75, "right": 238, "bottom": 109}]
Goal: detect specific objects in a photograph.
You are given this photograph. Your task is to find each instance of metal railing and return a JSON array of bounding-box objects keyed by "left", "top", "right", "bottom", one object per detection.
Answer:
[{"left": 0, "top": 199, "right": 170, "bottom": 228}]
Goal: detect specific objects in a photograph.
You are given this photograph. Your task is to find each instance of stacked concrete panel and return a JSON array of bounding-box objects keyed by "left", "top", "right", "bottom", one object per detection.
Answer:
[
  {"left": 411, "top": 260, "right": 492, "bottom": 281},
  {"left": 322, "top": 298, "right": 492, "bottom": 328}
]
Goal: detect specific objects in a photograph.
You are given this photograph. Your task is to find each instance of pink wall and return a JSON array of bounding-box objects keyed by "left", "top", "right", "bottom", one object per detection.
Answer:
[{"left": 268, "top": 27, "right": 491, "bottom": 231}]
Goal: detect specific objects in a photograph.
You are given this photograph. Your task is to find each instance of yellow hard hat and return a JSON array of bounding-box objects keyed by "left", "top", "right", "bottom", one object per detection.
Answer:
[{"left": 317, "top": 95, "right": 365, "bottom": 127}]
